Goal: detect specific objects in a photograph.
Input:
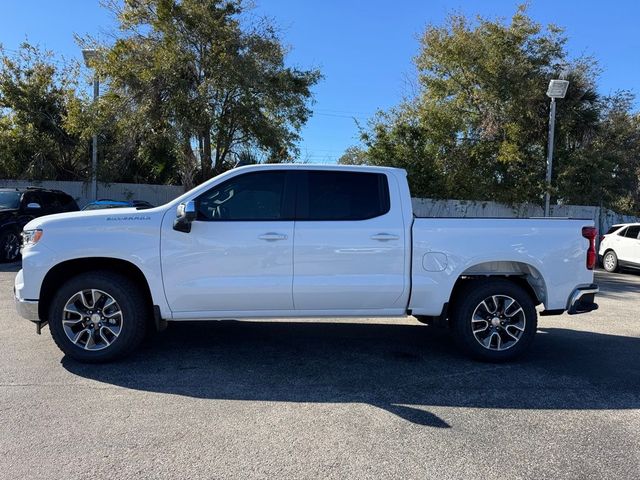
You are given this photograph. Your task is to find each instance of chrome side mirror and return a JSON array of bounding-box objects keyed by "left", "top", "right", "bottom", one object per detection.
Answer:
[{"left": 173, "top": 200, "right": 196, "bottom": 233}]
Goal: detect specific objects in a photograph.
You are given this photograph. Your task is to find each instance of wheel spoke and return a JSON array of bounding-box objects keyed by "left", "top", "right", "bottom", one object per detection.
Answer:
[
  {"left": 507, "top": 322, "right": 525, "bottom": 332},
  {"left": 505, "top": 307, "right": 523, "bottom": 318},
  {"left": 482, "top": 332, "right": 497, "bottom": 348},
  {"left": 103, "top": 297, "right": 116, "bottom": 310},
  {"left": 84, "top": 331, "right": 96, "bottom": 350},
  {"left": 503, "top": 297, "right": 516, "bottom": 314},
  {"left": 481, "top": 300, "right": 496, "bottom": 314},
  {"left": 64, "top": 302, "right": 84, "bottom": 316},
  {"left": 90, "top": 289, "right": 100, "bottom": 309},
  {"left": 473, "top": 320, "right": 489, "bottom": 333},
  {"left": 104, "top": 309, "right": 122, "bottom": 319},
  {"left": 491, "top": 296, "right": 501, "bottom": 312},
  {"left": 98, "top": 329, "right": 112, "bottom": 346},
  {"left": 71, "top": 328, "right": 90, "bottom": 345},
  {"left": 62, "top": 317, "right": 84, "bottom": 327},
  {"left": 504, "top": 326, "right": 520, "bottom": 341},
  {"left": 101, "top": 324, "right": 121, "bottom": 338},
  {"left": 79, "top": 291, "right": 92, "bottom": 309}
]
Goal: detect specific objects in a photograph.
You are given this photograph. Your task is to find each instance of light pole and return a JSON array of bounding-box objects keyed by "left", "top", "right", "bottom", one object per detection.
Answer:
[
  {"left": 544, "top": 79, "right": 569, "bottom": 217},
  {"left": 82, "top": 49, "right": 99, "bottom": 201}
]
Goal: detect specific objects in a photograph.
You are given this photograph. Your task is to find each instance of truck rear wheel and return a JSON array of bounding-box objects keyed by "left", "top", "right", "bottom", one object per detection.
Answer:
[
  {"left": 48, "top": 271, "right": 148, "bottom": 363},
  {"left": 450, "top": 279, "right": 537, "bottom": 362}
]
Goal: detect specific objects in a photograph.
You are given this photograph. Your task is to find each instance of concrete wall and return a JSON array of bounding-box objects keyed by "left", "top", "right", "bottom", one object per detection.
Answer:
[{"left": 0, "top": 180, "right": 185, "bottom": 208}]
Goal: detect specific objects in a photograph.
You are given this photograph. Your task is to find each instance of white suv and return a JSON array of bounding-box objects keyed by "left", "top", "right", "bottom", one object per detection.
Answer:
[{"left": 599, "top": 223, "right": 640, "bottom": 272}]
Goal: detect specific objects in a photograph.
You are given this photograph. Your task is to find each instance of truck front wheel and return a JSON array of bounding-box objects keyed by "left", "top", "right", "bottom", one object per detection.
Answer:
[
  {"left": 48, "top": 271, "right": 148, "bottom": 363},
  {"left": 450, "top": 279, "right": 537, "bottom": 362}
]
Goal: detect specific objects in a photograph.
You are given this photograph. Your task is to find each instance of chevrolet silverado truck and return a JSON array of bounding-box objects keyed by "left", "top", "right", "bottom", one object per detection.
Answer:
[{"left": 14, "top": 165, "right": 599, "bottom": 363}]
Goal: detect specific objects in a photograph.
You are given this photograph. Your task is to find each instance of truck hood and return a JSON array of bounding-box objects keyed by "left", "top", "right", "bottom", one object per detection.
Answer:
[{"left": 23, "top": 206, "right": 166, "bottom": 231}]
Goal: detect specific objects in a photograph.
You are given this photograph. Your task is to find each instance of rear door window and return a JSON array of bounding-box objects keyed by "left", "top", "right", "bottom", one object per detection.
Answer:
[{"left": 298, "top": 171, "right": 390, "bottom": 221}]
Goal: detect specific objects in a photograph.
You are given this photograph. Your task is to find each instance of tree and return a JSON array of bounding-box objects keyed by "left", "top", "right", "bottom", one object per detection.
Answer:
[
  {"left": 89, "top": 0, "right": 321, "bottom": 184},
  {"left": 353, "top": 6, "right": 640, "bottom": 213},
  {"left": 556, "top": 92, "right": 640, "bottom": 212},
  {"left": 0, "top": 43, "right": 89, "bottom": 180},
  {"left": 338, "top": 146, "right": 369, "bottom": 165}
]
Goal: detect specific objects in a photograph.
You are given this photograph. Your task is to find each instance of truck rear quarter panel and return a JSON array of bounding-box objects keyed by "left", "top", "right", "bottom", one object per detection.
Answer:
[{"left": 409, "top": 218, "right": 595, "bottom": 316}]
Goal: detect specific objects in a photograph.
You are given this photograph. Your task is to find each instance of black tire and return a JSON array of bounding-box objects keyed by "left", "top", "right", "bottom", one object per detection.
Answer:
[
  {"left": 48, "top": 271, "right": 148, "bottom": 363},
  {"left": 0, "top": 229, "right": 21, "bottom": 262},
  {"left": 450, "top": 279, "right": 537, "bottom": 362},
  {"left": 602, "top": 250, "right": 619, "bottom": 273}
]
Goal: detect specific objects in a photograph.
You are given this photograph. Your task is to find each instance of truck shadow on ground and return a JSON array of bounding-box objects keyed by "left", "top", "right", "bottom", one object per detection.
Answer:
[{"left": 62, "top": 320, "right": 640, "bottom": 428}]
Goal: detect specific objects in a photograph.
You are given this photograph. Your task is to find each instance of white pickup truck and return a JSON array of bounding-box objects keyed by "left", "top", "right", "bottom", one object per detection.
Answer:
[{"left": 15, "top": 165, "right": 599, "bottom": 362}]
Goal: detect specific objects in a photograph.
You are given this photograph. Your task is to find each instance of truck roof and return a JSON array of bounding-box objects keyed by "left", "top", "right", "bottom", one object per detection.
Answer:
[{"left": 230, "top": 163, "right": 407, "bottom": 175}]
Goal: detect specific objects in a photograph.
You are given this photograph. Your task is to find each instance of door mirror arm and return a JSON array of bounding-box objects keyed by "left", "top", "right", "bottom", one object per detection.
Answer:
[{"left": 173, "top": 200, "right": 197, "bottom": 233}]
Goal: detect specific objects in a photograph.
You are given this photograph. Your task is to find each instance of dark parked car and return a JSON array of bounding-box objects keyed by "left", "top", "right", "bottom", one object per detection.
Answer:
[
  {"left": 0, "top": 187, "right": 79, "bottom": 262},
  {"left": 81, "top": 199, "right": 155, "bottom": 211}
]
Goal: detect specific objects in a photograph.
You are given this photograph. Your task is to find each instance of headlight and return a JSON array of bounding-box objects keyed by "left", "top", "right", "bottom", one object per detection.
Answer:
[{"left": 21, "top": 229, "right": 43, "bottom": 248}]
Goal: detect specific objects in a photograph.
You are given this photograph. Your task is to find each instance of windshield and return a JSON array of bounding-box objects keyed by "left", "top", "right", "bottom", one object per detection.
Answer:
[{"left": 0, "top": 191, "right": 21, "bottom": 209}]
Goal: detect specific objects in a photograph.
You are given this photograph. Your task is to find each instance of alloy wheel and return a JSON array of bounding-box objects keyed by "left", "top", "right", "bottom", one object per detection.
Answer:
[
  {"left": 61, "top": 289, "right": 123, "bottom": 351},
  {"left": 471, "top": 295, "right": 526, "bottom": 351}
]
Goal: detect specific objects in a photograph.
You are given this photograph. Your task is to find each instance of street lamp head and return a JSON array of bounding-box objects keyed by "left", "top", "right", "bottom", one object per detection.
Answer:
[
  {"left": 82, "top": 49, "right": 99, "bottom": 68},
  {"left": 547, "top": 79, "right": 569, "bottom": 99}
]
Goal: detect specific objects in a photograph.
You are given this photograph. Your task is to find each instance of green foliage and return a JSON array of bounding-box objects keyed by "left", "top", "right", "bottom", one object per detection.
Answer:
[
  {"left": 0, "top": 1, "right": 319, "bottom": 186},
  {"left": 90, "top": 0, "right": 321, "bottom": 184},
  {"left": 337, "top": 146, "right": 369, "bottom": 165},
  {"left": 354, "top": 6, "right": 640, "bottom": 213},
  {"left": 0, "top": 43, "right": 89, "bottom": 180}
]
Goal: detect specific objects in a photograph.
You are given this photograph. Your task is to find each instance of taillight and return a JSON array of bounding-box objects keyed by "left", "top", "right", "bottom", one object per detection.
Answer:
[{"left": 582, "top": 226, "right": 597, "bottom": 270}]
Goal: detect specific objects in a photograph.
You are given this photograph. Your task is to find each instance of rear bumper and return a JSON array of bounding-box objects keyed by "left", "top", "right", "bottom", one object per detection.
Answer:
[{"left": 567, "top": 284, "right": 599, "bottom": 315}]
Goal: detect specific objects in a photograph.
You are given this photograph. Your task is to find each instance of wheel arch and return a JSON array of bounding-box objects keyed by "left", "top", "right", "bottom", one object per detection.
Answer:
[
  {"left": 450, "top": 261, "right": 546, "bottom": 310},
  {"left": 38, "top": 257, "right": 154, "bottom": 324}
]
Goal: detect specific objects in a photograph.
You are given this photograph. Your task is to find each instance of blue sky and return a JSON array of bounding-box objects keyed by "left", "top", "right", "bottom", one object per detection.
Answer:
[{"left": 2, "top": 1, "right": 639, "bottom": 163}]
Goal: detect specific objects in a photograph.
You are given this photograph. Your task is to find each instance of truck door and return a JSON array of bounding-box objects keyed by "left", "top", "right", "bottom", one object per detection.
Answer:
[
  {"left": 292, "top": 170, "right": 406, "bottom": 311},
  {"left": 160, "top": 170, "right": 296, "bottom": 314}
]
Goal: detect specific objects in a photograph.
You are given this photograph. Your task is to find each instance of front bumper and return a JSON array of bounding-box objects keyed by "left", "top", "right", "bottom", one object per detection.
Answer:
[
  {"left": 15, "top": 293, "right": 39, "bottom": 322},
  {"left": 14, "top": 268, "right": 40, "bottom": 322},
  {"left": 567, "top": 284, "right": 599, "bottom": 315}
]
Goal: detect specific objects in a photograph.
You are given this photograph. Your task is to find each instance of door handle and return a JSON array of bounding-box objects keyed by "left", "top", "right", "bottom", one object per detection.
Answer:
[
  {"left": 370, "top": 233, "right": 400, "bottom": 241},
  {"left": 258, "top": 232, "right": 288, "bottom": 241}
]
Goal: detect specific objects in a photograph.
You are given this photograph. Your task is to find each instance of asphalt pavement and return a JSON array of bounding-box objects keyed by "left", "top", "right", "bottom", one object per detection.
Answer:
[{"left": 1, "top": 264, "right": 639, "bottom": 479}]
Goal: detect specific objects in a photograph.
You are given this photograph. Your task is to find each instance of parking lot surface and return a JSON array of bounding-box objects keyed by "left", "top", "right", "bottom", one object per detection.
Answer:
[{"left": 1, "top": 264, "right": 639, "bottom": 480}]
